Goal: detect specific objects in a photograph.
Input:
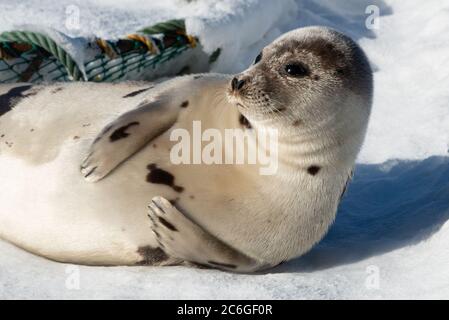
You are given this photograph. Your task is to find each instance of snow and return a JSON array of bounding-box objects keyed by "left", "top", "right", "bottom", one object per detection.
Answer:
[{"left": 1, "top": 0, "right": 449, "bottom": 299}]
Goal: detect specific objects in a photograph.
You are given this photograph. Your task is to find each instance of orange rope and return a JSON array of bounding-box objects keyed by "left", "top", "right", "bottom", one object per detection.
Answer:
[{"left": 126, "top": 34, "right": 159, "bottom": 54}]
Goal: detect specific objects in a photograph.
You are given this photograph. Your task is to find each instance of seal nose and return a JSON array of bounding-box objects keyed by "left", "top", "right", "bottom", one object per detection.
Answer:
[{"left": 231, "top": 77, "right": 246, "bottom": 92}]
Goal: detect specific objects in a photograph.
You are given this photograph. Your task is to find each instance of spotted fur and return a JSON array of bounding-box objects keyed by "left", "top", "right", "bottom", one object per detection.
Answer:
[
  {"left": 146, "top": 164, "right": 184, "bottom": 193},
  {"left": 136, "top": 246, "right": 168, "bottom": 265},
  {"left": 0, "top": 85, "right": 36, "bottom": 117},
  {"left": 307, "top": 165, "right": 321, "bottom": 176},
  {"left": 109, "top": 122, "right": 139, "bottom": 142}
]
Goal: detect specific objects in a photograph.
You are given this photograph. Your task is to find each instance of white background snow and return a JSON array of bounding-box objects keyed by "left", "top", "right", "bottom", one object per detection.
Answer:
[{"left": 1, "top": 0, "right": 449, "bottom": 299}]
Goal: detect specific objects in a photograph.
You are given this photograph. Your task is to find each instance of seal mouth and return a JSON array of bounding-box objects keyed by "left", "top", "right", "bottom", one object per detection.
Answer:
[
  {"left": 272, "top": 107, "right": 286, "bottom": 113},
  {"left": 226, "top": 90, "right": 247, "bottom": 109}
]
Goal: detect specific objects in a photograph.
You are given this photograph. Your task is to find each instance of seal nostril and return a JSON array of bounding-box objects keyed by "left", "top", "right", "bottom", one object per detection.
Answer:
[
  {"left": 237, "top": 79, "right": 245, "bottom": 90},
  {"left": 231, "top": 77, "right": 246, "bottom": 91},
  {"left": 231, "top": 77, "right": 238, "bottom": 91}
]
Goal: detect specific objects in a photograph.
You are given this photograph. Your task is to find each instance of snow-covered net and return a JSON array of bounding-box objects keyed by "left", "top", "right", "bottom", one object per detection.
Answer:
[{"left": 0, "top": 20, "right": 202, "bottom": 83}]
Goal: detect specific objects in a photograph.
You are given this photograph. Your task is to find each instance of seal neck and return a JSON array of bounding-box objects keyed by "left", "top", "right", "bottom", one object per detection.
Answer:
[{"left": 251, "top": 121, "right": 361, "bottom": 176}]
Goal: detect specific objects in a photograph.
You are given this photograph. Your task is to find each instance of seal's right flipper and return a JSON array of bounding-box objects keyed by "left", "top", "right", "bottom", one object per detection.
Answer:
[
  {"left": 81, "top": 98, "right": 179, "bottom": 182},
  {"left": 148, "top": 196, "right": 270, "bottom": 273}
]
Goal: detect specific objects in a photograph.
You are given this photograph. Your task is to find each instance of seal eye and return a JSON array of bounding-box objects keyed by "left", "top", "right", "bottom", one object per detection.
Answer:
[
  {"left": 254, "top": 52, "right": 262, "bottom": 64},
  {"left": 285, "top": 63, "right": 309, "bottom": 77}
]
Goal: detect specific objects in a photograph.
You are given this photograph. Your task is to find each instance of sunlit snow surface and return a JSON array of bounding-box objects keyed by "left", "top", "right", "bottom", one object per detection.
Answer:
[{"left": 0, "top": 0, "right": 448, "bottom": 299}]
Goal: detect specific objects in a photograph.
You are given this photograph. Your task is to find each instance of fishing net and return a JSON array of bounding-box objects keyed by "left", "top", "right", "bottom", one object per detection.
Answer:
[{"left": 0, "top": 19, "right": 215, "bottom": 83}]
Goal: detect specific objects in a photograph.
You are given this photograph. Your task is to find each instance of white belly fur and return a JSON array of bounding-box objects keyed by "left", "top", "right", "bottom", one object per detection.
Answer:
[
  {"left": 0, "top": 81, "right": 262, "bottom": 266},
  {"left": 0, "top": 83, "right": 172, "bottom": 265}
]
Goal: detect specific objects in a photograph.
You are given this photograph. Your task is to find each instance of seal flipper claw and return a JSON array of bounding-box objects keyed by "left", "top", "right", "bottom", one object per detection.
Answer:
[{"left": 147, "top": 196, "right": 269, "bottom": 273}]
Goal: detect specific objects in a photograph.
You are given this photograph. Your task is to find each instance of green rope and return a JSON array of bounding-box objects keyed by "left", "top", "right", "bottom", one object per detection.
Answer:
[
  {"left": 0, "top": 31, "right": 82, "bottom": 80},
  {"left": 139, "top": 19, "right": 186, "bottom": 35},
  {"left": 0, "top": 19, "right": 218, "bottom": 84}
]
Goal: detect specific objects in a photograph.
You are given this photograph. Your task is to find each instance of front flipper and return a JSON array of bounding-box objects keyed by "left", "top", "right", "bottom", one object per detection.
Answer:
[
  {"left": 148, "top": 196, "right": 270, "bottom": 273},
  {"left": 81, "top": 98, "right": 178, "bottom": 182}
]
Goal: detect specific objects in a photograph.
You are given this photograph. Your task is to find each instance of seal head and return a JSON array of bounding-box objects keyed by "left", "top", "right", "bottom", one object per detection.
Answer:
[{"left": 228, "top": 26, "right": 373, "bottom": 146}]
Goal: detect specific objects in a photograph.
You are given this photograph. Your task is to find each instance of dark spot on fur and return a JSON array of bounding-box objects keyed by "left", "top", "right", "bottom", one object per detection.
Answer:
[
  {"left": 292, "top": 119, "right": 302, "bottom": 126},
  {"left": 109, "top": 121, "right": 139, "bottom": 142},
  {"left": 146, "top": 163, "right": 184, "bottom": 193},
  {"left": 122, "top": 87, "right": 153, "bottom": 98},
  {"left": 180, "top": 100, "right": 189, "bottom": 108},
  {"left": 158, "top": 216, "right": 178, "bottom": 232},
  {"left": 172, "top": 185, "right": 184, "bottom": 193},
  {"left": 307, "top": 165, "right": 321, "bottom": 176},
  {"left": 136, "top": 246, "right": 168, "bottom": 265},
  {"left": 152, "top": 143, "right": 157, "bottom": 148},
  {"left": 0, "top": 134, "right": 4, "bottom": 138},
  {"left": 82, "top": 123, "right": 90, "bottom": 127},
  {"left": 73, "top": 136, "right": 80, "bottom": 140},
  {"left": 313, "top": 75, "right": 320, "bottom": 81},
  {"left": 189, "top": 195, "right": 195, "bottom": 200},
  {"left": 193, "top": 75, "right": 203, "bottom": 79},
  {"left": 0, "top": 85, "right": 35, "bottom": 117},
  {"left": 207, "top": 261, "right": 237, "bottom": 269},
  {"left": 51, "top": 87, "right": 63, "bottom": 94},
  {"left": 239, "top": 114, "right": 252, "bottom": 129}
]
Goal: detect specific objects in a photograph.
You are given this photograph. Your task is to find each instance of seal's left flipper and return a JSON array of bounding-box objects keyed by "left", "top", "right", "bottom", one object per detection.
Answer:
[
  {"left": 81, "top": 97, "right": 179, "bottom": 182},
  {"left": 148, "top": 196, "right": 269, "bottom": 273}
]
